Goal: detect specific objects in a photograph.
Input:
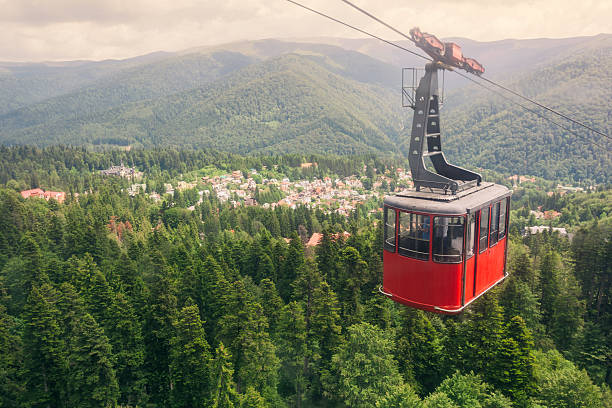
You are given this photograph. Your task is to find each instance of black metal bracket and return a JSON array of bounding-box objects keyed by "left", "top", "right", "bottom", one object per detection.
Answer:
[{"left": 407, "top": 63, "right": 481, "bottom": 194}]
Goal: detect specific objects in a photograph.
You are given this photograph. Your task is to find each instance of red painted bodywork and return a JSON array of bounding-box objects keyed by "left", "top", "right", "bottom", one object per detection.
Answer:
[
  {"left": 382, "top": 203, "right": 508, "bottom": 315},
  {"left": 463, "top": 57, "right": 485, "bottom": 75},
  {"left": 444, "top": 43, "right": 463, "bottom": 65}
]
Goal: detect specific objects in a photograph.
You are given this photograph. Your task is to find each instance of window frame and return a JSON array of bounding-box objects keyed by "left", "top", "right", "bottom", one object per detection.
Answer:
[
  {"left": 465, "top": 213, "right": 477, "bottom": 260},
  {"left": 498, "top": 199, "right": 507, "bottom": 240},
  {"left": 383, "top": 206, "right": 397, "bottom": 253},
  {"left": 398, "top": 211, "right": 430, "bottom": 261},
  {"left": 432, "top": 216, "right": 465, "bottom": 264},
  {"left": 489, "top": 201, "right": 500, "bottom": 247},
  {"left": 479, "top": 207, "right": 490, "bottom": 254}
]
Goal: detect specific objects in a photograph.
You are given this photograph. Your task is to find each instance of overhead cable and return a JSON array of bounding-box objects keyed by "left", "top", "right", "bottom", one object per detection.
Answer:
[
  {"left": 284, "top": 0, "right": 431, "bottom": 62},
  {"left": 452, "top": 70, "right": 609, "bottom": 149}
]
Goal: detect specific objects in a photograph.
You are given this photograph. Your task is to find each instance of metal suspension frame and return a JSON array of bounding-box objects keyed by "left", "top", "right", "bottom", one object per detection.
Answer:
[{"left": 408, "top": 63, "right": 481, "bottom": 194}]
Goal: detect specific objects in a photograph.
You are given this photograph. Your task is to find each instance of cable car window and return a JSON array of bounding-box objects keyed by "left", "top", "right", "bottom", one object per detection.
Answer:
[
  {"left": 498, "top": 199, "right": 507, "bottom": 240},
  {"left": 466, "top": 214, "right": 476, "bottom": 259},
  {"left": 479, "top": 207, "right": 489, "bottom": 253},
  {"left": 433, "top": 217, "right": 464, "bottom": 263},
  {"left": 398, "top": 212, "right": 430, "bottom": 260},
  {"left": 490, "top": 201, "right": 500, "bottom": 246},
  {"left": 384, "top": 207, "right": 396, "bottom": 252}
]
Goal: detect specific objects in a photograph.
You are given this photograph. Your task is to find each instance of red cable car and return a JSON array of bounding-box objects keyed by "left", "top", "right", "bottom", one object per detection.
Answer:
[
  {"left": 381, "top": 61, "right": 511, "bottom": 314},
  {"left": 382, "top": 185, "right": 511, "bottom": 314}
]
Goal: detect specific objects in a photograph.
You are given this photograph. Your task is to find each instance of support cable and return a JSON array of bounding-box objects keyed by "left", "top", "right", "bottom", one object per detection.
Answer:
[
  {"left": 476, "top": 76, "right": 610, "bottom": 140},
  {"left": 284, "top": 0, "right": 431, "bottom": 62},
  {"left": 340, "top": 0, "right": 414, "bottom": 43},
  {"left": 452, "top": 70, "right": 610, "bottom": 149}
]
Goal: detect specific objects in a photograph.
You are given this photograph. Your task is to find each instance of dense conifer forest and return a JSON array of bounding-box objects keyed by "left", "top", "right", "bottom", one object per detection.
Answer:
[{"left": 0, "top": 146, "right": 609, "bottom": 407}]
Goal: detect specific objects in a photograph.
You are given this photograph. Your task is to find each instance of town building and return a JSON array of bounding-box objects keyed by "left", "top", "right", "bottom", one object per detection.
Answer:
[{"left": 20, "top": 188, "right": 66, "bottom": 204}]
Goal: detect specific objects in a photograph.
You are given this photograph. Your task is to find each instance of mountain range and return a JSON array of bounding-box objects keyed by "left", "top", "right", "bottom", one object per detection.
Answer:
[{"left": 0, "top": 34, "right": 610, "bottom": 182}]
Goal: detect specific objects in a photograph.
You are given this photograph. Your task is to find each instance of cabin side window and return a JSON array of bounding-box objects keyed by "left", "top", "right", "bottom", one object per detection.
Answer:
[
  {"left": 433, "top": 216, "right": 464, "bottom": 263},
  {"left": 398, "top": 212, "right": 430, "bottom": 260},
  {"left": 498, "top": 199, "right": 507, "bottom": 240},
  {"left": 489, "top": 201, "right": 500, "bottom": 246},
  {"left": 466, "top": 214, "right": 476, "bottom": 259},
  {"left": 384, "top": 207, "right": 396, "bottom": 252},
  {"left": 479, "top": 207, "right": 489, "bottom": 253}
]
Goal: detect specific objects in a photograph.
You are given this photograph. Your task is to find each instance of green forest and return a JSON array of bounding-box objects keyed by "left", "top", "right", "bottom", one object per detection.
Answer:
[{"left": 0, "top": 146, "right": 610, "bottom": 407}]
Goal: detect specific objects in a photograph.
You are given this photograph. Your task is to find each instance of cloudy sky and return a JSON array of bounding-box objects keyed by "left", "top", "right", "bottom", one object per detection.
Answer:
[{"left": 1, "top": 0, "right": 610, "bottom": 61}]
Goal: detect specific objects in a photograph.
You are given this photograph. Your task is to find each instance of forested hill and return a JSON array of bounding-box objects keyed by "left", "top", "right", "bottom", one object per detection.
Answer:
[
  {"left": 0, "top": 53, "right": 402, "bottom": 155},
  {"left": 0, "top": 36, "right": 611, "bottom": 182}
]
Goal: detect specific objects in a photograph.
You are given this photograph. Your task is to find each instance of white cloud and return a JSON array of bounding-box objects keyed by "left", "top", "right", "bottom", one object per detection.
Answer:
[{"left": 0, "top": 0, "right": 609, "bottom": 61}]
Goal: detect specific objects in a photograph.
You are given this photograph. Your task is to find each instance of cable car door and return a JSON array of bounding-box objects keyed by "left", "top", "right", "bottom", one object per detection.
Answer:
[
  {"left": 475, "top": 206, "right": 491, "bottom": 294},
  {"left": 464, "top": 213, "right": 477, "bottom": 302}
]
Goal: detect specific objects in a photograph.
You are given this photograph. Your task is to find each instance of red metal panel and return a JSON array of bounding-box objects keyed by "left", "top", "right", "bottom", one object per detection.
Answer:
[
  {"left": 464, "top": 255, "right": 476, "bottom": 303},
  {"left": 490, "top": 237, "right": 507, "bottom": 281},
  {"left": 475, "top": 206, "right": 490, "bottom": 294},
  {"left": 445, "top": 43, "right": 463, "bottom": 63},
  {"left": 383, "top": 246, "right": 463, "bottom": 312}
]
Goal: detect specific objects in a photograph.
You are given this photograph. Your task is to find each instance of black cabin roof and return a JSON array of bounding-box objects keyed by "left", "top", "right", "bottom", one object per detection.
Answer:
[{"left": 384, "top": 182, "right": 511, "bottom": 215}]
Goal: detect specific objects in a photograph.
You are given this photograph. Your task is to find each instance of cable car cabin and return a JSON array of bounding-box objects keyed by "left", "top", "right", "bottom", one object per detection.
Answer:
[{"left": 381, "top": 183, "right": 511, "bottom": 314}]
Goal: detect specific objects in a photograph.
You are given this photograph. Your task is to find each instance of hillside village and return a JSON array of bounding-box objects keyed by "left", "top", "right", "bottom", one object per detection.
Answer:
[
  {"left": 146, "top": 167, "right": 415, "bottom": 217},
  {"left": 18, "top": 164, "right": 603, "bottom": 241}
]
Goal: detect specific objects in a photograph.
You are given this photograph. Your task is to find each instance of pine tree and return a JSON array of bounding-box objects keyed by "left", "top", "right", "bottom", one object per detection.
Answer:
[
  {"left": 324, "top": 322, "right": 405, "bottom": 408},
  {"left": 337, "top": 246, "right": 369, "bottom": 325},
  {"left": 278, "top": 233, "right": 305, "bottom": 301},
  {"left": 0, "top": 301, "right": 22, "bottom": 407},
  {"left": 143, "top": 253, "right": 178, "bottom": 406},
  {"left": 499, "top": 316, "right": 536, "bottom": 406},
  {"left": 170, "top": 304, "right": 212, "bottom": 408},
  {"left": 84, "top": 269, "right": 114, "bottom": 329},
  {"left": 277, "top": 301, "right": 308, "bottom": 408},
  {"left": 239, "top": 387, "right": 267, "bottom": 408},
  {"left": 460, "top": 293, "right": 507, "bottom": 389},
  {"left": 309, "top": 281, "right": 342, "bottom": 364},
  {"left": 259, "top": 278, "right": 283, "bottom": 336},
  {"left": 395, "top": 309, "right": 444, "bottom": 395},
  {"left": 115, "top": 252, "right": 146, "bottom": 308},
  {"left": 211, "top": 342, "right": 238, "bottom": 408},
  {"left": 200, "top": 255, "right": 232, "bottom": 340},
  {"left": 19, "top": 232, "right": 47, "bottom": 294},
  {"left": 508, "top": 242, "right": 537, "bottom": 290},
  {"left": 107, "top": 291, "right": 147, "bottom": 406},
  {"left": 255, "top": 254, "right": 275, "bottom": 283},
  {"left": 66, "top": 313, "right": 119, "bottom": 408},
  {"left": 23, "top": 284, "right": 67, "bottom": 408},
  {"left": 236, "top": 302, "right": 280, "bottom": 394},
  {"left": 315, "top": 228, "right": 339, "bottom": 286},
  {"left": 550, "top": 268, "right": 585, "bottom": 352},
  {"left": 423, "top": 371, "right": 512, "bottom": 408},
  {"left": 539, "top": 251, "right": 562, "bottom": 325},
  {"left": 501, "top": 274, "right": 541, "bottom": 324}
]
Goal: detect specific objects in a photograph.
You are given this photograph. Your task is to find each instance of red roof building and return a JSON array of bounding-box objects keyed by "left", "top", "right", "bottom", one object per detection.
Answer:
[
  {"left": 306, "top": 231, "right": 351, "bottom": 247},
  {"left": 21, "top": 188, "right": 66, "bottom": 204},
  {"left": 44, "top": 191, "right": 66, "bottom": 203},
  {"left": 20, "top": 188, "right": 44, "bottom": 199}
]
